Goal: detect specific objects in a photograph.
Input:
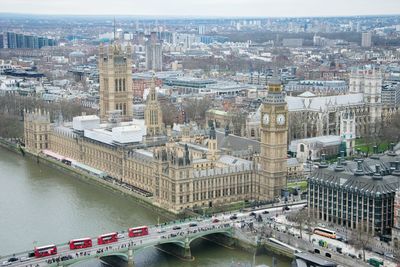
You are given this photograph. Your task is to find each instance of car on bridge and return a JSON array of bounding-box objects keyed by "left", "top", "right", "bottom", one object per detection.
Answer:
[
  {"left": 19, "top": 257, "right": 30, "bottom": 262},
  {"left": 212, "top": 218, "right": 220, "bottom": 223},
  {"left": 189, "top": 223, "right": 198, "bottom": 227},
  {"left": 2, "top": 257, "right": 19, "bottom": 266},
  {"left": 172, "top": 226, "right": 182, "bottom": 230}
]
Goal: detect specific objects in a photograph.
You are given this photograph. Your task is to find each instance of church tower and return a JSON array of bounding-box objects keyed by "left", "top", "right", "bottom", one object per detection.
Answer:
[
  {"left": 99, "top": 42, "right": 133, "bottom": 122},
  {"left": 259, "top": 74, "right": 288, "bottom": 199},
  {"left": 144, "top": 74, "right": 163, "bottom": 137}
]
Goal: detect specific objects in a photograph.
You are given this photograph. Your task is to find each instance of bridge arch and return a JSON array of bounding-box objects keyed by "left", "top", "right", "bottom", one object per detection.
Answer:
[
  {"left": 99, "top": 252, "right": 129, "bottom": 262},
  {"left": 68, "top": 252, "right": 129, "bottom": 267},
  {"left": 186, "top": 229, "right": 233, "bottom": 246},
  {"left": 149, "top": 228, "right": 233, "bottom": 248}
]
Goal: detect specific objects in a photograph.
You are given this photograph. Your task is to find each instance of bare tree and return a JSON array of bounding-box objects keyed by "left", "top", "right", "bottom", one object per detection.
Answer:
[
  {"left": 362, "top": 120, "right": 383, "bottom": 157},
  {"left": 183, "top": 98, "right": 212, "bottom": 124},
  {"left": 349, "top": 221, "right": 373, "bottom": 262},
  {"left": 382, "top": 111, "right": 400, "bottom": 143},
  {"left": 161, "top": 102, "right": 178, "bottom": 127},
  {"left": 304, "top": 208, "right": 318, "bottom": 242},
  {"left": 0, "top": 94, "right": 96, "bottom": 138}
]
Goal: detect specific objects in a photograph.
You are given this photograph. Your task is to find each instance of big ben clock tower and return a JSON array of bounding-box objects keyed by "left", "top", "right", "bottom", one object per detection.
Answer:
[{"left": 259, "top": 73, "right": 288, "bottom": 200}]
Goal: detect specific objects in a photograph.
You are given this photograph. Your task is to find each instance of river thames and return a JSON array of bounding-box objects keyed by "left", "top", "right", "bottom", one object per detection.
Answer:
[{"left": 0, "top": 146, "right": 291, "bottom": 267}]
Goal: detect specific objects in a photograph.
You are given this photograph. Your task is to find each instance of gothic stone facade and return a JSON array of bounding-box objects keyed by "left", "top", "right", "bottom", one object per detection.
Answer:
[{"left": 247, "top": 68, "right": 385, "bottom": 142}]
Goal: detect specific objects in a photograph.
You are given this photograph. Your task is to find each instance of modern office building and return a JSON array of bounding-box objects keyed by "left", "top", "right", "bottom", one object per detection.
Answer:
[
  {"left": 361, "top": 31, "right": 372, "bottom": 47},
  {"left": 6, "top": 31, "right": 56, "bottom": 49},
  {"left": 145, "top": 32, "right": 163, "bottom": 71},
  {"left": 308, "top": 149, "right": 400, "bottom": 236},
  {"left": 381, "top": 81, "right": 400, "bottom": 107},
  {"left": 6, "top": 32, "right": 16, "bottom": 48}
]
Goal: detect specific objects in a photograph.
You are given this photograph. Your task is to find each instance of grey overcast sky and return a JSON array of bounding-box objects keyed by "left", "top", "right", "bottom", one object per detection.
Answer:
[{"left": 1, "top": 0, "right": 400, "bottom": 17}]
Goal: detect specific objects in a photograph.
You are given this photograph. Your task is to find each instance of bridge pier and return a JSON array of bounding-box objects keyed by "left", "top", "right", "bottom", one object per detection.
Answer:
[
  {"left": 183, "top": 241, "right": 192, "bottom": 260},
  {"left": 156, "top": 238, "right": 193, "bottom": 261},
  {"left": 127, "top": 248, "right": 135, "bottom": 267}
]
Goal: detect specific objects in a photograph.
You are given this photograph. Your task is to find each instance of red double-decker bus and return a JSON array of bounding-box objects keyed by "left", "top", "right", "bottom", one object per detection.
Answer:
[
  {"left": 128, "top": 226, "right": 149, "bottom": 237},
  {"left": 97, "top": 232, "right": 118, "bottom": 245},
  {"left": 34, "top": 244, "right": 57, "bottom": 258},
  {"left": 69, "top": 238, "right": 93, "bottom": 250}
]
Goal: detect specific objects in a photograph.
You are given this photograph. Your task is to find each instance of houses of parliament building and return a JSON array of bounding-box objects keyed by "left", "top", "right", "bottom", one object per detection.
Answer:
[{"left": 23, "top": 42, "right": 289, "bottom": 214}]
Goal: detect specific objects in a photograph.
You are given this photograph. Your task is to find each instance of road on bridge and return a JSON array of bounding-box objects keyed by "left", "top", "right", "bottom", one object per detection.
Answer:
[{"left": 1, "top": 202, "right": 307, "bottom": 267}]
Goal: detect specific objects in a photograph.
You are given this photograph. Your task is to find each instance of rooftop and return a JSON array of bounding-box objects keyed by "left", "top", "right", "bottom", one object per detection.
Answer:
[{"left": 310, "top": 154, "right": 400, "bottom": 195}]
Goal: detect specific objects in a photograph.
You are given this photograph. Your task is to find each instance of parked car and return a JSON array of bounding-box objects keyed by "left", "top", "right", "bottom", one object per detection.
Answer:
[{"left": 20, "top": 257, "right": 30, "bottom": 262}]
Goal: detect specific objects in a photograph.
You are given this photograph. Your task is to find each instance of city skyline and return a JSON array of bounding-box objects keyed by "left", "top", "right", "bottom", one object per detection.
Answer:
[{"left": 1, "top": 0, "right": 400, "bottom": 17}]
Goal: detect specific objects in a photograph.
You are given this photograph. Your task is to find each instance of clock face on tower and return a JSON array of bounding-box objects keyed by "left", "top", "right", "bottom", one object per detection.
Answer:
[
  {"left": 276, "top": 114, "right": 286, "bottom": 125},
  {"left": 262, "top": 113, "right": 270, "bottom": 125}
]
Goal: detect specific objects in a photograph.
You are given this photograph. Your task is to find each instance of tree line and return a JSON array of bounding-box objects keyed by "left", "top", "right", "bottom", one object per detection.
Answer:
[{"left": 0, "top": 94, "right": 96, "bottom": 138}]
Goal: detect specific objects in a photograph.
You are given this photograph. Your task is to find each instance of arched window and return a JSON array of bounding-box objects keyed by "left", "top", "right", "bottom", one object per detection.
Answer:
[{"left": 300, "top": 144, "right": 305, "bottom": 152}]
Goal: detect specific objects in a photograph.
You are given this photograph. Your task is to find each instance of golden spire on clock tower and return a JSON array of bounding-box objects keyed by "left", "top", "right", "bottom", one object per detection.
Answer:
[{"left": 258, "top": 67, "right": 288, "bottom": 200}]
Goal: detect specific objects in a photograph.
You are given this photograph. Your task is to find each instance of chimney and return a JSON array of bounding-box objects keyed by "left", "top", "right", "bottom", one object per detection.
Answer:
[
  {"left": 371, "top": 145, "right": 380, "bottom": 160},
  {"left": 388, "top": 142, "right": 396, "bottom": 157},
  {"left": 354, "top": 159, "right": 364, "bottom": 176},
  {"left": 335, "top": 157, "right": 344, "bottom": 172},
  {"left": 319, "top": 153, "right": 328, "bottom": 168},
  {"left": 393, "top": 161, "right": 400, "bottom": 176},
  {"left": 372, "top": 164, "right": 382, "bottom": 180}
]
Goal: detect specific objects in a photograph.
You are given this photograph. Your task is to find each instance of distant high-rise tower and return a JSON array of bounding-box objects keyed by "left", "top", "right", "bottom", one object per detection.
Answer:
[
  {"left": 198, "top": 25, "right": 206, "bottom": 35},
  {"left": 361, "top": 32, "right": 372, "bottom": 47},
  {"left": 259, "top": 72, "right": 288, "bottom": 199},
  {"left": 144, "top": 75, "right": 163, "bottom": 137},
  {"left": 7, "top": 32, "right": 16, "bottom": 49},
  {"left": 99, "top": 43, "right": 133, "bottom": 122},
  {"left": 145, "top": 32, "right": 162, "bottom": 71},
  {"left": 0, "top": 34, "right": 4, "bottom": 49}
]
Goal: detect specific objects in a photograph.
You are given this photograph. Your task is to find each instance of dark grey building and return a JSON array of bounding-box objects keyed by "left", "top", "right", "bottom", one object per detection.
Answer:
[
  {"left": 6, "top": 32, "right": 56, "bottom": 49},
  {"left": 16, "top": 33, "right": 24, "bottom": 48},
  {"left": 308, "top": 148, "right": 400, "bottom": 236},
  {"left": 7, "top": 32, "right": 16, "bottom": 48}
]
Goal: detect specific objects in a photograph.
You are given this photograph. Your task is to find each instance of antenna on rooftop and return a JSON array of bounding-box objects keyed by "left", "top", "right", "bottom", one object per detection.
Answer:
[{"left": 113, "top": 16, "right": 116, "bottom": 42}]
